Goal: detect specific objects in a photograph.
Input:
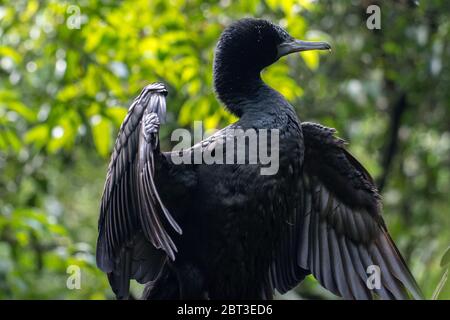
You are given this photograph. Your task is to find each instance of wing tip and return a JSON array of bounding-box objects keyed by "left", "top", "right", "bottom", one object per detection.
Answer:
[{"left": 144, "top": 82, "right": 168, "bottom": 96}]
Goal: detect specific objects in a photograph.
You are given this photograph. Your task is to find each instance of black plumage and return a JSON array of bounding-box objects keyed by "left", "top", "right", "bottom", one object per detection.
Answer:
[{"left": 96, "top": 18, "right": 422, "bottom": 300}]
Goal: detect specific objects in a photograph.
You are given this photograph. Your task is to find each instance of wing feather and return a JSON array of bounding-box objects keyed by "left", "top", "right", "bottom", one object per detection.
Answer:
[
  {"left": 269, "top": 122, "right": 422, "bottom": 300},
  {"left": 96, "top": 83, "right": 181, "bottom": 298}
]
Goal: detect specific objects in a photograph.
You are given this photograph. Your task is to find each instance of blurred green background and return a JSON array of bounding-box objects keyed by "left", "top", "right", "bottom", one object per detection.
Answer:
[{"left": 0, "top": 0, "right": 449, "bottom": 299}]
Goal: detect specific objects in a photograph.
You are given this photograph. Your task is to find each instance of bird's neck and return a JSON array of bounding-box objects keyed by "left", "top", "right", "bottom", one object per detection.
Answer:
[{"left": 214, "top": 63, "right": 276, "bottom": 117}]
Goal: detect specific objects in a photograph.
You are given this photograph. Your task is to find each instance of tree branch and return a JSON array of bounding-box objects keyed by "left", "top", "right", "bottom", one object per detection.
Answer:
[{"left": 377, "top": 92, "right": 407, "bottom": 191}]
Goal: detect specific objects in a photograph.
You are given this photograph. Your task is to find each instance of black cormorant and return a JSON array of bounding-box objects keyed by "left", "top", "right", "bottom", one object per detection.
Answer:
[{"left": 96, "top": 18, "right": 422, "bottom": 300}]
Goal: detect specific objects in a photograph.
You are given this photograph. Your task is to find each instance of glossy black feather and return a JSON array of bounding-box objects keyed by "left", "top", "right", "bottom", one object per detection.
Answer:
[
  {"left": 97, "top": 83, "right": 184, "bottom": 298},
  {"left": 97, "top": 18, "right": 422, "bottom": 300},
  {"left": 270, "top": 123, "right": 422, "bottom": 300}
]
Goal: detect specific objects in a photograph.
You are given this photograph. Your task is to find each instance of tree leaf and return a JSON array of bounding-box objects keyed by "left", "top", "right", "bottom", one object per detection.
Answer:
[
  {"left": 24, "top": 124, "right": 49, "bottom": 148},
  {"left": 92, "top": 116, "right": 112, "bottom": 157},
  {"left": 440, "top": 246, "right": 450, "bottom": 268},
  {"left": 301, "top": 50, "right": 319, "bottom": 70}
]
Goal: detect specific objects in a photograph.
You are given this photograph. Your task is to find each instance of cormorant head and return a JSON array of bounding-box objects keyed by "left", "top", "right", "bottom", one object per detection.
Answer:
[
  {"left": 214, "top": 18, "right": 331, "bottom": 77},
  {"left": 213, "top": 18, "right": 331, "bottom": 114}
]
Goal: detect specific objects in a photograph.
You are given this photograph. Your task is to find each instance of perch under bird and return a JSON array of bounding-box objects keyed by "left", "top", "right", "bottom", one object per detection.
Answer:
[{"left": 96, "top": 18, "right": 422, "bottom": 300}]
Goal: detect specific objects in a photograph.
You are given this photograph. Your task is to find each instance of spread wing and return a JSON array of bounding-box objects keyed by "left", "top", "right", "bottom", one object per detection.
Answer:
[
  {"left": 96, "top": 83, "right": 181, "bottom": 298},
  {"left": 270, "top": 122, "right": 423, "bottom": 300}
]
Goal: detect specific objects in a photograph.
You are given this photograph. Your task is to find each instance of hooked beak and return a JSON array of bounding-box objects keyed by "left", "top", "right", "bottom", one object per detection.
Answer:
[{"left": 277, "top": 39, "right": 331, "bottom": 59}]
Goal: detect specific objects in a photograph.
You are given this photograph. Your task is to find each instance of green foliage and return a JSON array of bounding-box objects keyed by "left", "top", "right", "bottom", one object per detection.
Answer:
[{"left": 0, "top": 0, "right": 449, "bottom": 299}]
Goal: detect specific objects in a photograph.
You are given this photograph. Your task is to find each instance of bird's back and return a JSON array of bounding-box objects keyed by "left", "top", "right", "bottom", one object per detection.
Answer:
[{"left": 177, "top": 96, "right": 305, "bottom": 299}]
